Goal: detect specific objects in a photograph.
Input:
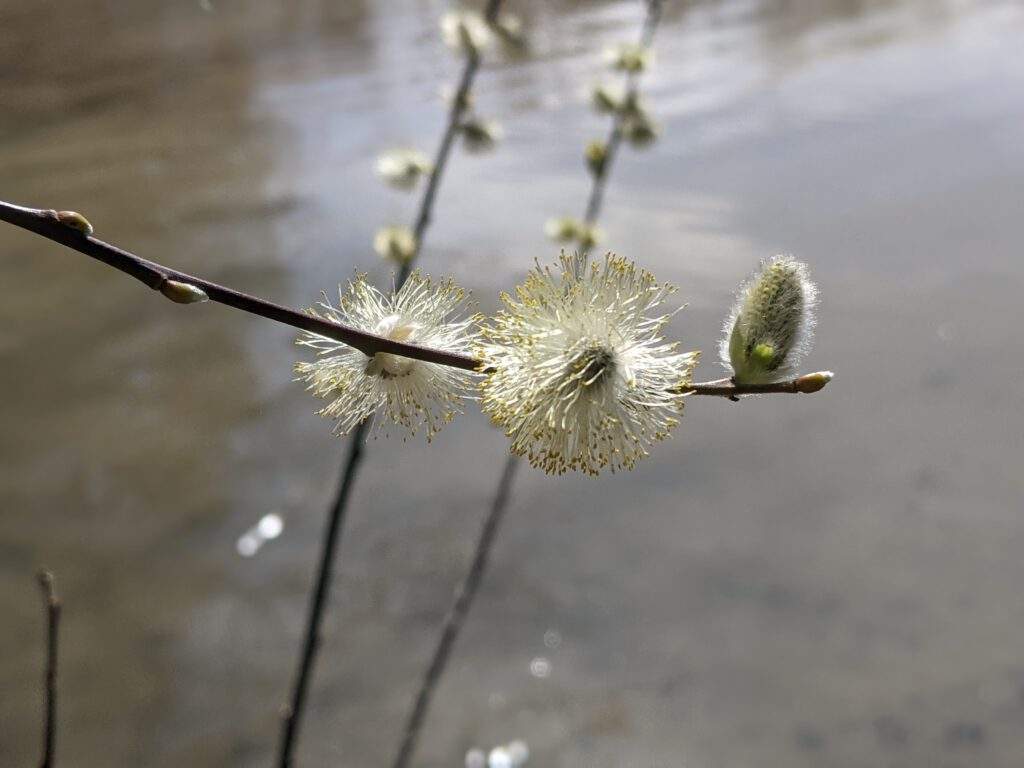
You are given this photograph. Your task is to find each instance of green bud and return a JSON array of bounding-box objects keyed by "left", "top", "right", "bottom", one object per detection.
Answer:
[
  {"left": 721, "top": 255, "right": 819, "bottom": 384},
  {"left": 584, "top": 140, "right": 608, "bottom": 176}
]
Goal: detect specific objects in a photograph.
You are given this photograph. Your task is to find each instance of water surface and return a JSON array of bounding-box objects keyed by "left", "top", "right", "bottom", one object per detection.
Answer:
[{"left": 2, "top": 1, "right": 1023, "bottom": 766}]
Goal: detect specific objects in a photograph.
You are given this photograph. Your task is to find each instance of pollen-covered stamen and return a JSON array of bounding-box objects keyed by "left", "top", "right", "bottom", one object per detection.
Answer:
[
  {"left": 295, "top": 271, "right": 478, "bottom": 439},
  {"left": 478, "top": 252, "right": 699, "bottom": 475},
  {"left": 572, "top": 343, "right": 616, "bottom": 387}
]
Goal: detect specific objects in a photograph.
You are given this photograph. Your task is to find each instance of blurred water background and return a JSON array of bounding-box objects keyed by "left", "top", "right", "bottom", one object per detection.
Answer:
[{"left": 2, "top": 0, "right": 1023, "bottom": 765}]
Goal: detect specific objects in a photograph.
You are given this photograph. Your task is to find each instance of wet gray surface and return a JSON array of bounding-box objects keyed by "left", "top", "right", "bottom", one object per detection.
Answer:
[{"left": 2, "top": 0, "right": 1024, "bottom": 765}]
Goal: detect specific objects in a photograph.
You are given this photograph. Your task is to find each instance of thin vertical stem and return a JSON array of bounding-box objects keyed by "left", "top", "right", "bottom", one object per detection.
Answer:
[
  {"left": 390, "top": 457, "right": 519, "bottom": 768},
  {"left": 276, "top": 425, "right": 366, "bottom": 768},
  {"left": 37, "top": 570, "right": 60, "bottom": 768},
  {"left": 583, "top": 0, "right": 663, "bottom": 228},
  {"left": 389, "top": 2, "right": 666, "bottom": 764},
  {"left": 275, "top": 3, "right": 503, "bottom": 766}
]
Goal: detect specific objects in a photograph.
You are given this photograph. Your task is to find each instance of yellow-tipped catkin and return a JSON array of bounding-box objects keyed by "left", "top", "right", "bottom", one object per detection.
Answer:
[{"left": 720, "top": 255, "right": 818, "bottom": 384}]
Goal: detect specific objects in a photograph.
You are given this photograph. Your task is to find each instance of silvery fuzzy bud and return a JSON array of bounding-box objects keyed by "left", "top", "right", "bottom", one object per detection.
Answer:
[
  {"left": 489, "top": 13, "right": 526, "bottom": 50},
  {"left": 720, "top": 255, "right": 818, "bottom": 384},
  {"left": 460, "top": 117, "right": 503, "bottom": 153},
  {"left": 576, "top": 223, "right": 604, "bottom": 251},
  {"left": 621, "top": 110, "right": 659, "bottom": 148},
  {"left": 605, "top": 43, "right": 652, "bottom": 73},
  {"left": 376, "top": 149, "right": 433, "bottom": 190},
  {"left": 590, "top": 83, "right": 625, "bottom": 114},
  {"left": 440, "top": 12, "right": 492, "bottom": 56},
  {"left": 584, "top": 140, "right": 608, "bottom": 176},
  {"left": 544, "top": 216, "right": 582, "bottom": 243},
  {"left": 373, "top": 226, "right": 417, "bottom": 264}
]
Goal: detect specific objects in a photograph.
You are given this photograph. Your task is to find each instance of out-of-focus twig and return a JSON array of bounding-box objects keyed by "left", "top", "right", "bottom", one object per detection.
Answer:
[
  {"left": 275, "top": 2, "right": 507, "bottom": 767},
  {"left": 36, "top": 570, "right": 61, "bottom": 768},
  {"left": 390, "top": 457, "right": 519, "bottom": 768}
]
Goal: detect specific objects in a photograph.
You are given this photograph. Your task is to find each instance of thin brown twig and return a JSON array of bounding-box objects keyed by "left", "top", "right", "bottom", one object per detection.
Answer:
[
  {"left": 36, "top": 570, "right": 60, "bottom": 768},
  {"left": 0, "top": 200, "right": 481, "bottom": 372},
  {"left": 390, "top": 457, "right": 519, "bottom": 768},
  {"left": 0, "top": 199, "right": 830, "bottom": 398}
]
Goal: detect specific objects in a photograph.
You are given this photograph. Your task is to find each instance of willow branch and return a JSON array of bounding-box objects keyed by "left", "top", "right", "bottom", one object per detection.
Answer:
[
  {"left": 398, "top": 0, "right": 502, "bottom": 285},
  {"left": 37, "top": 570, "right": 60, "bottom": 768},
  {"left": 583, "top": 0, "right": 663, "bottom": 225},
  {"left": 0, "top": 200, "right": 481, "bottom": 372},
  {"left": 276, "top": 3, "right": 505, "bottom": 767},
  {"left": 390, "top": 457, "right": 519, "bottom": 768},
  {"left": 0, "top": 200, "right": 830, "bottom": 398}
]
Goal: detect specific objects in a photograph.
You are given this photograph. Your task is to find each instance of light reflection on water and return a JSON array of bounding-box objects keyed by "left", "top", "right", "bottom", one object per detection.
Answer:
[{"left": 1, "top": 1, "right": 1023, "bottom": 766}]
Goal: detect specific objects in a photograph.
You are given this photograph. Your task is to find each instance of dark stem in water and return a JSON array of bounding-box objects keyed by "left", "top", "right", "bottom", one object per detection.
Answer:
[
  {"left": 37, "top": 570, "right": 60, "bottom": 768},
  {"left": 390, "top": 457, "right": 519, "bottom": 768},
  {"left": 276, "top": 426, "right": 366, "bottom": 767},
  {"left": 276, "top": 2, "right": 504, "bottom": 765}
]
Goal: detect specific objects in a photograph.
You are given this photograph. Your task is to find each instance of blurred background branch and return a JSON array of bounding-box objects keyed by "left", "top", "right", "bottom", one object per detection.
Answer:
[{"left": 37, "top": 570, "right": 60, "bottom": 768}]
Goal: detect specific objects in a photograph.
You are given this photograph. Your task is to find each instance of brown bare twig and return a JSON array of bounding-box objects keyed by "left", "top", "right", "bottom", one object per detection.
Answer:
[
  {"left": 0, "top": 199, "right": 830, "bottom": 398},
  {"left": 390, "top": 458, "right": 519, "bottom": 768},
  {"left": 36, "top": 570, "right": 60, "bottom": 768},
  {"left": 0, "top": 200, "right": 480, "bottom": 372}
]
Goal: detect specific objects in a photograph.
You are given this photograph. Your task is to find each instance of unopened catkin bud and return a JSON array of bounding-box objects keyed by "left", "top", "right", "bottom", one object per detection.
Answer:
[
  {"left": 605, "top": 43, "right": 652, "bottom": 73},
  {"left": 490, "top": 13, "right": 526, "bottom": 49},
  {"left": 591, "top": 83, "right": 624, "bottom": 114},
  {"left": 584, "top": 140, "right": 608, "bottom": 176},
  {"left": 621, "top": 110, "right": 659, "bottom": 148},
  {"left": 160, "top": 279, "right": 209, "bottom": 304},
  {"left": 795, "top": 370, "right": 833, "bottom": 393},
  {"left": 373, "top": 226, "right": 417, "bottom": 264},
  {"left": 544, "top": 216, "right": 582, "bottom": 243},
  {"left": 720, "top": 255, "right": 818, "bottom": 384},
  {"left": 577, "top": 223, "right": 604, "bottom": 251},
  {"left": 56, "top": 210, "right": 94, "bottom": 236},
  {"left": 440, "top": 12, "right": 492, "bottom": 56},
  {"left": 459, "top": 117, "right": 503, "bottom": 153}
]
